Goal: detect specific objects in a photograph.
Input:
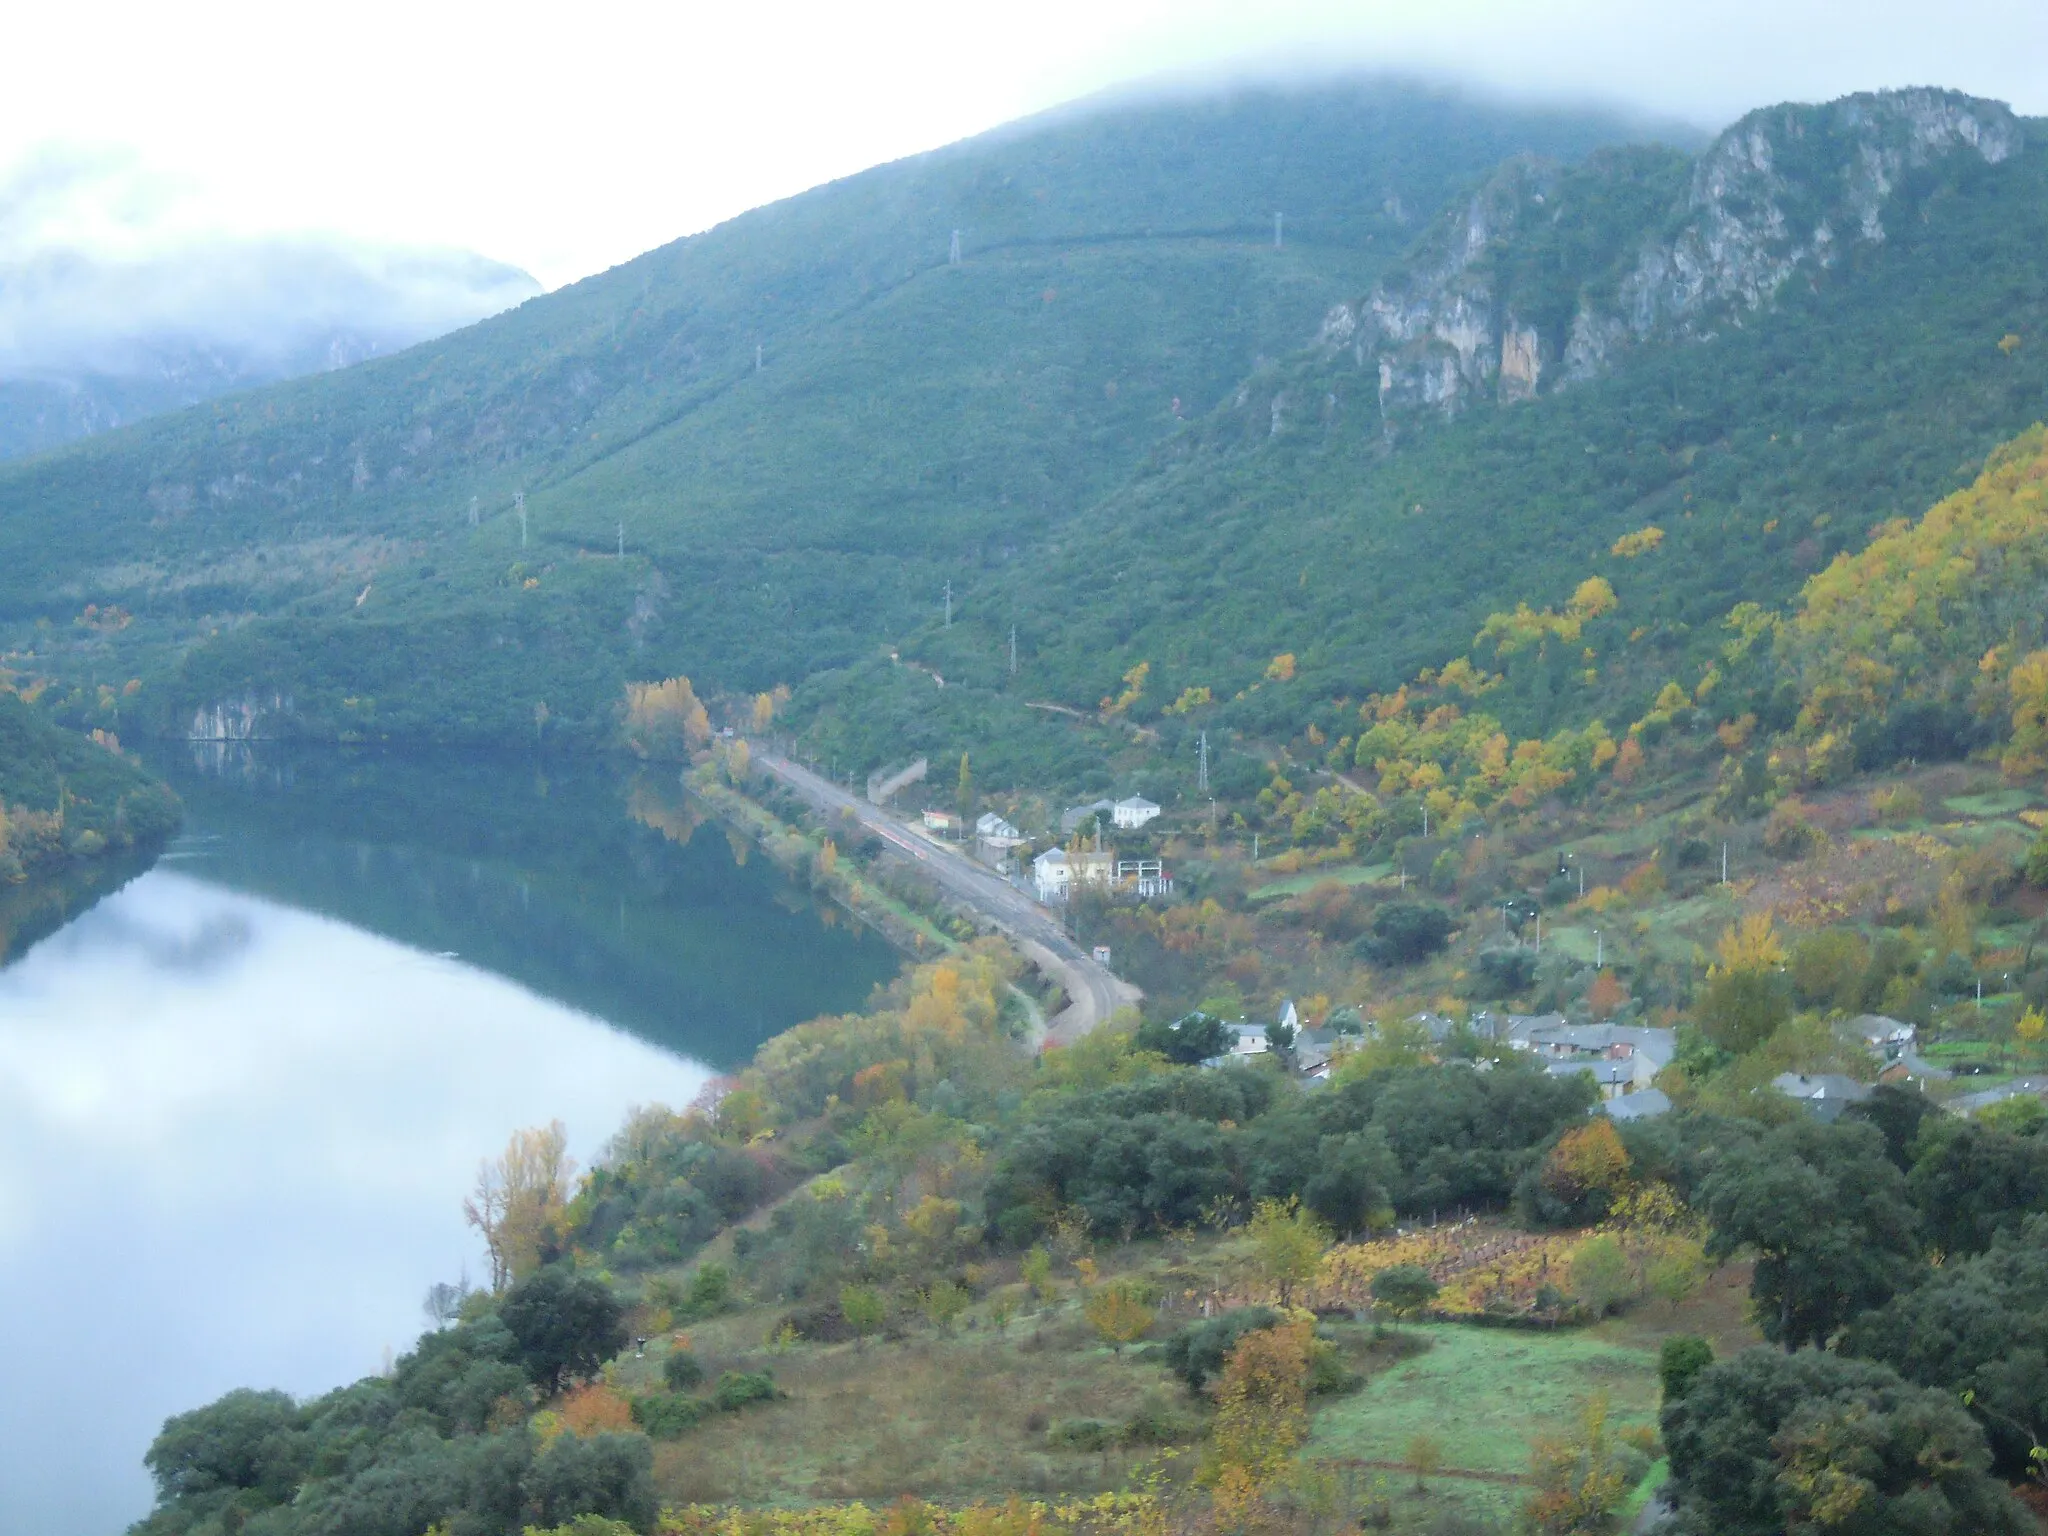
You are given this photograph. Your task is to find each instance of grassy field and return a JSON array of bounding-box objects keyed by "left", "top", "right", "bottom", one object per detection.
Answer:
[
  {"left": 1247, "top": 862, "right": 1395, "bottom": 901},
  {"left": 604, "top": 1229, "right": 1760, "bottom": 1523}
]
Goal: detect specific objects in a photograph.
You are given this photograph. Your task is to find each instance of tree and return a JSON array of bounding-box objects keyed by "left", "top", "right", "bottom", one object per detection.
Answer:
[
  {"left": 1698, "top": 1120, "right": 1921, "bottom": 1350},
  {"left": 1568, "top": 1234, "right": 1636, "bottom": 1317},
  {"left": 623, "top": 677, "right": 709, "bottom": 759},
  {"left": 1530, "top": 1119, "right": 1633, "bottom": 1227},
  {"left": 1246, "top": 1197, "right": 1330, "bottom": 1306},
  {"left": 1205, "top": 1318, "right": 1312, "bottom": 1514},
  {"left": 1134, "top": 1010, "right": 1230, "bottom": 1065},
  {"left": 1363, "top": 901, "right": 1454, "bottom": 964},
  {"left": 1370, "top": 1263, "right": 1439, "bottom": 1323},
  {"left": 1522, "top": 1393, "right": 1630, "bottom": 1536},
  {"left": 1662, "top": 1349, "right": 2029, "bottom": 1536},
  {"left": 1845, "top": 1212, "right": 2048, "bottom": 1476},
  {"left": 500, "top": 1265, "right": 628, "bottom": 1396},
  {"left": 144, "top": 1388, "right": 307, "bottom": 1505},
  {"left": 1907, "top": 1120, "right": 2048, "bottom": 1257},
  {"left": 956, "top": 752, "right": 973, "bottom": 814},
  {"left": 1019, "top": 1247, "right": 1055, "bottom": 1303},
  {"left": 839, "top": 1283, "right": 885, "bottom": 1349},
  {"left": 1585, "top": 969, "right": 1627, "bottom": 1019},
  {"left": 751, "top": 692, "right": 775, "bottom": 733},
  {"left": 1406, "top": 1431, "right": 1445, "bottom": 1491},
  {"left": 1083, "top": 1279, "right": 1157, "bottom": 1353},
  {"left": 465, "top": 1121, "right": 574, "bottom": 1291},
  {"left": 1301, "top": 1128, "right": 1397, "bottom": 1237},
  {"left": 1697, "top": 914, "right": 1792, "bottom": 1053},
  {"left": 1658, "top": 1336, "right": 1713, "bottom": 1404}
]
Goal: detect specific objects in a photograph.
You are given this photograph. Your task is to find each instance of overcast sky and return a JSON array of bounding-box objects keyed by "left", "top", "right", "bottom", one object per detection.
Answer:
[{"left": 8, "top": 0, "right": 2048, "bottom": 290}]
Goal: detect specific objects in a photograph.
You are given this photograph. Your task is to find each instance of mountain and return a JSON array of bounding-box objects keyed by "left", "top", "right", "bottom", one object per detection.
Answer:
[
  {"left": 0, "top": 240, "right": 539, "bottom": 459},
  {"left": 0, "top": 78, "right": 1672, "bottom": 754},
  {"left": 846, "top": 88, "right": 2048, "bottom": 791}
]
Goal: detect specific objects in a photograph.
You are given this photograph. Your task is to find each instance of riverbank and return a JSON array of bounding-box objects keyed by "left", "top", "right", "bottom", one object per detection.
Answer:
[{"left": 740, "top": 744, "right": 1138, "bottom": 1039}]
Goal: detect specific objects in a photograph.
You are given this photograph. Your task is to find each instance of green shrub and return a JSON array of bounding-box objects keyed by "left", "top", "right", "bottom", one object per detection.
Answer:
[
  {"left": 711, "top": 1370, "right": 782, "bottom": 1412},
  {"left": 1161, "top": 1306, "right": 1280, "bottom": 1394},
  {"left": 1047, "top": 1418, "right": 1116, "bottom": 1451},
  {"left": 1659, "top": 1336, "right": 1713, "bottom": 1403},
  {"left": 629, "top": 1392, "right": 710, "bottom": 1439},
  {"left": 660, "top": 1349, "right": 704, "bottom": 1392}
]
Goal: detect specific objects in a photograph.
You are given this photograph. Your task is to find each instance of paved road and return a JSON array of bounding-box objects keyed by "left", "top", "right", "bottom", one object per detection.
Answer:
[{"left": 751, "top": 746, "right": 1138, "bottom": 1041}]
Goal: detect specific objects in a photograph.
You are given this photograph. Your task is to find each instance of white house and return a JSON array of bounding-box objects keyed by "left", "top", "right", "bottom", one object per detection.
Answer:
[
  {"left": 1113, "top": 795, "right": 1161, "bottom": 829},
  {"left": 922, "top": 808, "right": 959, "bottom": 833},
  {"left": 1032, "top": 848, "right": 1071, "bottom": 902}
]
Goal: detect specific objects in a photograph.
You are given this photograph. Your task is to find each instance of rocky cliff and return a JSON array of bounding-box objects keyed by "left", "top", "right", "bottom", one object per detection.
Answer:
[{"left": 1321, "top": 89, "right": 2025, "bottom": 426}]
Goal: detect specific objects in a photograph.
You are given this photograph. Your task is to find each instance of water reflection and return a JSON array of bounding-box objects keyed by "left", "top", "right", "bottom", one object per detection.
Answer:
[
  {"left": 0, "top": 873, "right": 710, "bottom": 1535},
  {"left": 0, "top": 748, "right": 898, "bottom": 1534}
]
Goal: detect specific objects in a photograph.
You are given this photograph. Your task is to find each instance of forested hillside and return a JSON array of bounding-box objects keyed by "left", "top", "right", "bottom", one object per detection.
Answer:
[
  {"left": 838, "top": 92, "right": 2048, "bottom": 791},
  {"left": 0, "top": 80, "right": 1661, "bottom": 745},
  {"left": 0, "top": 691, "right": 179, "bottom": 882}
]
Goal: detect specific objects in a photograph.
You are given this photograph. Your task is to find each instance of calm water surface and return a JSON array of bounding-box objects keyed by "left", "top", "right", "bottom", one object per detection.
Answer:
[{"left": 0, "top": 748, "right": 894, "bottom": 1536}]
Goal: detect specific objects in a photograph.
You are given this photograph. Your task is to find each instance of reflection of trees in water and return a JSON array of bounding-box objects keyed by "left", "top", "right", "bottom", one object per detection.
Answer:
[
  {"left": 132, "top": 743, "right": 895, "bottom": 1066},
  {"left": 0, "top": 844, "right": 158, "bottom": 966}
]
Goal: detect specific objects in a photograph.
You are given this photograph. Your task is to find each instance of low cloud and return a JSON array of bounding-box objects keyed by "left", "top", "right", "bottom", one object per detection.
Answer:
[{"left": 0, "top": 145, "right": 539, "bottom": 383}]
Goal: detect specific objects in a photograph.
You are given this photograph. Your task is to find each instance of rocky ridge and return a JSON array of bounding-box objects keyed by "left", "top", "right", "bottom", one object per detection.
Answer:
[{"left": 1318, "top": 89, "right": 2025, "bottom": 426}]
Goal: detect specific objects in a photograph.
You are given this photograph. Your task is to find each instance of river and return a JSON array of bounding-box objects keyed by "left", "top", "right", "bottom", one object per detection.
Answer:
[{"left": 0, "top": 746, "right": 896, "bottom": 1536}]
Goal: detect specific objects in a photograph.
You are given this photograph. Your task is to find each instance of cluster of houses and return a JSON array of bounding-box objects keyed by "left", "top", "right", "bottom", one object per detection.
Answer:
[
  {"left": 1175, "top": 999, "right": 2045, "bottom": 1126},
  {"left": 919, "top": 795, "right": 1171, "bottom": 906}
]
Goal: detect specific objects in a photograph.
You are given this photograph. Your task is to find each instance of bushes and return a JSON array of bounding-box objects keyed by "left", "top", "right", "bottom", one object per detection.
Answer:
[
  {"left": 1162, "top": 1308, "right": 1281, "bottom": 1394},
  {"left": 661, "top": 1349, "right": 705, "bottom": 1391},
  {"left": 711, "top": 1370, "right": 783, "bottom": 1412},
  {"left": 630, "top": 1392, "right": 711, "bottom": 1439},
  {"left": 1662, "top": 1349, "right": 2028, "bottom": 1536}
]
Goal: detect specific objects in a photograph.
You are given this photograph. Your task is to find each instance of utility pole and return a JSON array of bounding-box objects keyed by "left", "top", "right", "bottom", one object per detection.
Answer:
[
  {"left": 1273, "top": 211, "right": 1283, "bottom": 249},
  {"left": 1252, "top": 834, "right": 1259, "bottom": 862},
  {"left": 1197, "top": 731, "right": 1209, "bottom": 794},
  {"left": 515, "top": 490, "right": 527, "bottom": 550},
  {"left": 943, "top": 581, "right": 952, "bottom": 627},
  {"left": 1009, "top": 625, "right": 1017, "bottom": 676},
  {"left": 949, "top": 229, "right": 961, "bottom": 265},
  {"left": 1423, "top": 805, "right": 1430, "bottom": 838},
  {"left": 1721, "top": 842, "right": 1729, "bottom": 884},
  {"left": 1579, "top": 863, "right": 1586, "bottom": 897},
  {"left": 1399, "top": 864, "right": 1407, "bottom": 891},
  {"left": 1535, "top": 912, "right": 1541, "bottom": 952},
  {"left": 1594, "top": 929, "right": 1603, "bottom": 969},
  {"left": 467, "top": 495, "right": 479, "bottom": 528}
]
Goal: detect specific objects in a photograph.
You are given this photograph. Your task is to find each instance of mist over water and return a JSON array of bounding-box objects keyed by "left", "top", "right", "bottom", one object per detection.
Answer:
[{"left": 0, "top": 749, "right": 894, "bottom": 1535}]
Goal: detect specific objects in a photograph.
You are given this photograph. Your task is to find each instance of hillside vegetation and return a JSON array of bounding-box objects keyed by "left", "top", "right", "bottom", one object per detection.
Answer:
[{"left": 0, "top": 80, "right": 1652, "bottom": 749}]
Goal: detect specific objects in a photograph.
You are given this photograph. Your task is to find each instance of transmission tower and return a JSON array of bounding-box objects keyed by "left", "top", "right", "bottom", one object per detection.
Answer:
[
  {"left": 515, "top": 490, "right": 527, "bottom": 550},
  {"left": 1197, "top": 731, "right": 1209, "bottom": 794}
]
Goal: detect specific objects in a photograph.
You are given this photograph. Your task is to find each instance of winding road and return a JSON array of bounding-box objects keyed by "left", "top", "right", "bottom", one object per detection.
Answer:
[{"left": 750, "top": 746, "right": 1139, "bottom": 1042}]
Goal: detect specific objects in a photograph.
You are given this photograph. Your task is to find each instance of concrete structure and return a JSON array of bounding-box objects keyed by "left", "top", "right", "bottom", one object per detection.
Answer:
[
  {"left": 1115, "top": 858, "right": 1173, "bottom": 898},
  {"left": 1841, "top": 1014, "right": 1916, "bottom": 1060},
  {"left": 1113, "top": 795, "right": 1161, "bottom": 830},
  {"left": 1771, "top": 1072, "right": 1873, "bottom": 1123},
  {"left": 922, "top": 808, "right": 959, "bottom": 833}
]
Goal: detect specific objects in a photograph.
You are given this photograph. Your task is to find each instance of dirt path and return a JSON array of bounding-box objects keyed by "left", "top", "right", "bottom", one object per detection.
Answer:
[{"left": 750, "top": 746, "right": 1139, "bottom": 1040}]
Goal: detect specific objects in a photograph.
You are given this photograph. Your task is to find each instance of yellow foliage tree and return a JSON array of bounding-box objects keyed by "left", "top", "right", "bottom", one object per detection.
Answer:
[
  {"left": 624, "top": 677, "right": 710, "bottom": 758},
  {"left": 1082, "top": 1279, "right": 1157, "bottom": 1353},
  {"left": 751, "top": 691, "right": 776, "bottom": 733},
  {"left": 1609, "top": 526, "right": 1665, "bottom": 559},
  {"left": 1101, "top": 661, "right": 1150, "bottom": 716},
  {"left": 1790, "top": 424, "right": 2048, "bottom": 743},
  {"left": 1246, "top": 1197, "right": 1331, "bottom": 1306},
  {"left": 1205, "top": 1318, "right": 1312, "bottom": 1513},
  {"left": 1265, "top": 653, "right": 1297, "bottom": 682},
  {"left": 2004, "top": 649, "right": 2048, "bottom": 778},
  {"left": 464, "top": 1121, "right": 574, "bottom": 1291},
  {"left": 1715, "top": 912, "right": 1787, "bottom": 975}
]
